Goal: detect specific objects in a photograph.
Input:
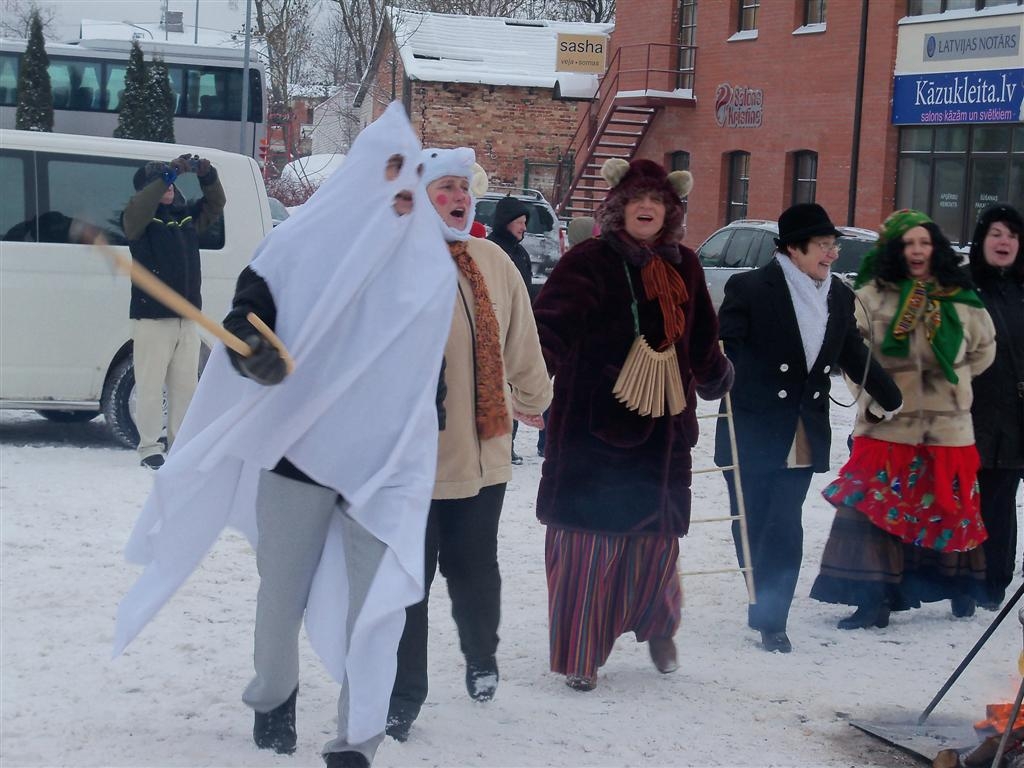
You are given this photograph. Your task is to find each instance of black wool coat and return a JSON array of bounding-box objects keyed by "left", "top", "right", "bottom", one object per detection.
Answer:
[
  {"left": 971, "top": 270, "right": 1024, "bottom": 469},
  {"left": 533, "top": 234, "right": 732, "bottom": 537},
  {"left": 714, "top": 259, "right": 902, "bottom": 473}
]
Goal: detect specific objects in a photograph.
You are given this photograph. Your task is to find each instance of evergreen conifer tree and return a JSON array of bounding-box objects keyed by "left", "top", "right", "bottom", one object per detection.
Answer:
[
  {"left": 147, "top": 57, "right": 176, "bottom": 143},
  {"left": 114, "top": 41, "right": 150, "bottom": 140},
  {"left": 15, "top": 11, "right": 53, "bottom": 132}
]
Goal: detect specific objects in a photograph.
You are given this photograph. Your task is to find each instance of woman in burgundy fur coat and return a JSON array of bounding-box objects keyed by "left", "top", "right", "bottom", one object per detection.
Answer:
[{"left": 532, "top": 158, "right": 733, "bottom": 691}]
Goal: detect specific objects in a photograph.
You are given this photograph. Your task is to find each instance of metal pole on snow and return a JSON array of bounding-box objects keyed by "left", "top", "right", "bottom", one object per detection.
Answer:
[{"left": 239, "top": 0, "right": 253, "bottom": 155}]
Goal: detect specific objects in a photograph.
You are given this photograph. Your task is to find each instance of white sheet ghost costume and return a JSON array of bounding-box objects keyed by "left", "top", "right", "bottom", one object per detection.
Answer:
[{"left": 112, "top": 102, "right": 456, "bottom": 763}]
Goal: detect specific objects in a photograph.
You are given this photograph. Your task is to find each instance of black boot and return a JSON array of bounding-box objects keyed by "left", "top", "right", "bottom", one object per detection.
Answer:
[
  {"left": 837, "top": 602, "right": 890, "bottom": 630},
  {"left": 465, "top": 656, "right": 499, "bottom": 701},
  {"left": 324, "top": 751, "right": 370, "bottom": 768},
  {"left": 253, "top": 687, "right": 297, "bottom": 755},
  {"left": 951, "top": 594, "right": 976, "bottom": 618}
]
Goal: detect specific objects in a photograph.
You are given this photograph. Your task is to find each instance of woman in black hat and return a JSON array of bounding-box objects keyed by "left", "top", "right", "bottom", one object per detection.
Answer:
[
  {"left": 968, "top": 203, "right": 1024, "bottom": 611},
  {"left": 714, "top": 203, "right": 901, "bottom": 653}
]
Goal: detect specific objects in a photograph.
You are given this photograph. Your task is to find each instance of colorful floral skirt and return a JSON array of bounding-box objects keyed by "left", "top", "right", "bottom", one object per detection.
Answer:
[{"left": 822, "top": 436, "right": 986, "bottom": 552}]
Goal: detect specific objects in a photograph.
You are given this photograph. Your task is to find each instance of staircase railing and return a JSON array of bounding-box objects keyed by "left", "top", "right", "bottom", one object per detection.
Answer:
[{"left": 554, "top": 42, "right": 696, "bottom": 210}]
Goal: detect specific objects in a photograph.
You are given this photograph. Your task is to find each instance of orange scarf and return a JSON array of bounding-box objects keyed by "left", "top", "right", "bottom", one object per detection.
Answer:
[
  {"left": 449, "top": 241, "right": 511, "bottom": 439},
  {"left": 640, "top": 257, "right": 689, "bottom": 350}
]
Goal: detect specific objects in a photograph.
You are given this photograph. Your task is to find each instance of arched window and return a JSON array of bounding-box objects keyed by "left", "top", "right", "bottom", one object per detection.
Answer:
[{"left": 792, "top": 150, "right": 818, "bottom": 204}]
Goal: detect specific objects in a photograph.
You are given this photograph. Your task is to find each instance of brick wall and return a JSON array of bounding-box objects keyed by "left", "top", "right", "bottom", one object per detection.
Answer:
[
  {"left": 362, "top": 32, "right": 585, "bottom": 200},
  {"left": 610, "top": 0, "right": 901, "bottom": 246}
]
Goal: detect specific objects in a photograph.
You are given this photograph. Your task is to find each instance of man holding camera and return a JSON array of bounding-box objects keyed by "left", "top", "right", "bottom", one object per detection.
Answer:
[{"left": 122, "top": 153, "right": 226, "bottom": 469}]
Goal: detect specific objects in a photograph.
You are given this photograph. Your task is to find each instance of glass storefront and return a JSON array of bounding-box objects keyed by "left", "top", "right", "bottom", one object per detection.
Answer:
[{"left": 896, "top": 124, "right": 1024, "bottom": 246}]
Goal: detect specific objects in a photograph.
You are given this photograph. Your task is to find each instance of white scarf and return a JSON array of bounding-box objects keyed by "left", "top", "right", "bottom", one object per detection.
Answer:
[{"left": 776, "top": 252, "right": 831, "bottom": 372}]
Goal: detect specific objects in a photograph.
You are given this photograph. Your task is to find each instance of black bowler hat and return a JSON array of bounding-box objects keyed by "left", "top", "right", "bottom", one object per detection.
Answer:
[{"left": 775, "top": 203, "right": 842, "bottom": 248}]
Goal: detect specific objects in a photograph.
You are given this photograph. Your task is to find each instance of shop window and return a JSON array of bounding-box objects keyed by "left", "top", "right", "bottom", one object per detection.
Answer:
[
  {"left": 738, "top": 0, "right": 759, "bottom": 31},
  {"left": 792, "top": 151, "right": 818, "bottom": 204},
  {"left": 805, "top": 0, "right": 827, "bottom": 24},
  {"left": 727, "top": 151, "right": 750, "bottom": 223}
]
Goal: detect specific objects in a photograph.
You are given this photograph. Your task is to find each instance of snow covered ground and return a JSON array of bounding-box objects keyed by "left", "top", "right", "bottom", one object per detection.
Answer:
[{"left": 2, "top": 396, "right": 1022, "bottom": 768}]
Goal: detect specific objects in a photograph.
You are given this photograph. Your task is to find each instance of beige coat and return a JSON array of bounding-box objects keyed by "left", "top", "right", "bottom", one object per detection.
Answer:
[
  {"left": 853, "top": 281, "right": 996, "bottom": 447},
  {"left": 434, "top": 237, "right": 552, "bottom": 499}
]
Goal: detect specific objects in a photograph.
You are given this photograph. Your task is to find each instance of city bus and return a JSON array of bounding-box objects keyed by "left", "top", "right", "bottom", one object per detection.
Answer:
[{"left": 0, "top": 37, "right": 265, "bottom": 158}]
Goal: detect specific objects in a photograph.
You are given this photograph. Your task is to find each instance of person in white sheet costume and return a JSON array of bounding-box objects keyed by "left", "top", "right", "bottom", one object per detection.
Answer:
[{"left": 112, "top": 102, "right": 456, "bottom": 768}]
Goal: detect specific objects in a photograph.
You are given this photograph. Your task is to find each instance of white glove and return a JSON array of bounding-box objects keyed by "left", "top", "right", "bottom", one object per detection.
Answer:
[{"left": 867, "top": 399, "right": 902, "bottom": 422}]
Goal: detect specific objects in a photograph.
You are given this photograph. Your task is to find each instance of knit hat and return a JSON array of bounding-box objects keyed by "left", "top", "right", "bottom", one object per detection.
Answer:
[
  {"left": 969, "top": 203, "right": 1023, "bottom": 281},
  {"left": 419, "top": 147, "right": 489, "bottom": 241},
  {"left": 567, "top": 216, "right": 596, "bottom": 247},
  {"left": 598, "top": 158, "right": 692, "bottom": 243},
  {"left": 774, "top": 203, "right": 841, "bottom": 249},
  {"left": 854, "top": 209, "right": 933, "bottom": 288},
  {"left": 492, "top": 195, "right": 530, "bottom": 233}
]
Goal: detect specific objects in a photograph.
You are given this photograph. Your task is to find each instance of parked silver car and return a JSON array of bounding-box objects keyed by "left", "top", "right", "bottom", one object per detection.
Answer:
[
  {"left": 695, "top": 219, "right": 878, "bottom": 310},
  {"left": 475, "top": 189, "right": 564, "bottom": 285}
]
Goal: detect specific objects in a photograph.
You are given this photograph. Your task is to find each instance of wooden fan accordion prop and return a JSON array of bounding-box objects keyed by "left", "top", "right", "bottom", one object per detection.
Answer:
[{"left": 611, "top": 261, "right": 686, "bottom": 418}]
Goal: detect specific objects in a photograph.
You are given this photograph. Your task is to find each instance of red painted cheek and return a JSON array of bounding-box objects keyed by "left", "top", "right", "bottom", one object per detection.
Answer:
[{"left": 435, "top": 193, "right": 449, "bottom": 205}]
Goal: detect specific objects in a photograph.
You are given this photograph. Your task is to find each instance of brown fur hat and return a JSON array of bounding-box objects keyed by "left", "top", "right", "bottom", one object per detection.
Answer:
[{"left": 597, "top": 158, "right": 692, "bottom": 243}]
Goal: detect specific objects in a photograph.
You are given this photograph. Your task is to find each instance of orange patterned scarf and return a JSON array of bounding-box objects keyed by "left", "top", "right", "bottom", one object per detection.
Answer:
[
  {"left": 449, "top": 241, "right": 510, "bottom": 439},
  {"left": 641, "top": 256, "right": 689, "bottom": 350}
]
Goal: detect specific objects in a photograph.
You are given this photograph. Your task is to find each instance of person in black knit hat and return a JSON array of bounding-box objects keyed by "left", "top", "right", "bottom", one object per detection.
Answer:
[{"left": 488, "top": 195, "right": 534, "bottom": 465}]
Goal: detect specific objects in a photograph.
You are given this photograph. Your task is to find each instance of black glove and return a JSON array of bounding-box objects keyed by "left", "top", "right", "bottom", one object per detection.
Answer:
[
  {"left": 196, "top": 157, "right": 212, "bottom": 177},
  {"left": 170, "top": 153, "right": 197, "bottom": 175},
  {"left": 230, "top": 334, "right": 287, "bottom": 386}
]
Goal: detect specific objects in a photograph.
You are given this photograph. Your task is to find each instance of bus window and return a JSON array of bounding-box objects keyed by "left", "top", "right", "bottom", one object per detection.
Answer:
[
  {"left": 0, "top": 52, "right": 18, "bottom": 107},
  {"left": 105, "top": 63, "right": 126, "bottom": 111},
  {"left": 0, "top": 151, "right": 33, "bottom": 242},
  {"left": 186, "top": 67, "right": 229, "bottom": 119},
  {"left": 49, "top": 58, "right": 102, "bottom": 111}
]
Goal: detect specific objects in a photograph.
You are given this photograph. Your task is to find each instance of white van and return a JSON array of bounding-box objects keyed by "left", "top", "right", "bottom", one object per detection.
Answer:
[{"left": 0, "top": 129, "right": 272, "bottom": 447}]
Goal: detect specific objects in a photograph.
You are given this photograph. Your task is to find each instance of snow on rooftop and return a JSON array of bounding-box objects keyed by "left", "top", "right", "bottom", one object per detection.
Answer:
[
  {"left": 77, "top": 19, "right": 253, "bottom": 56},
  {"left": 387, "top": 8, "right": 613, "bottom": 89}
]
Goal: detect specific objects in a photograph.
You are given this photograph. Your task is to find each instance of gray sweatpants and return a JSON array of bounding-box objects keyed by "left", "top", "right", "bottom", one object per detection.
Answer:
[{"left": 242, "top": 470, "right": 387, "bottom": 762}]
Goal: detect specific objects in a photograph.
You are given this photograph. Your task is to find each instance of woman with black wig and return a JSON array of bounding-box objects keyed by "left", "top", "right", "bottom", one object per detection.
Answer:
[{"left": 810, "top": 210, "right": 996, "bottom": 628}]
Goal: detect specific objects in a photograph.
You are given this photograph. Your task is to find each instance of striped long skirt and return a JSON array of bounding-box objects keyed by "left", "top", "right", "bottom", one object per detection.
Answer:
[{"left": 545, "top": 526, "right": 681, "bottom": 679}]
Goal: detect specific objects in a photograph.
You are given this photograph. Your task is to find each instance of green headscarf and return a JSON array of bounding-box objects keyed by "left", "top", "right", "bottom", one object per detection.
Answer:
[
  {"left": 857, "top": 209, "right": 983, "bottom": 383},
  {"left": 853, "top": 209, "right": 934, "bottom": 289}
]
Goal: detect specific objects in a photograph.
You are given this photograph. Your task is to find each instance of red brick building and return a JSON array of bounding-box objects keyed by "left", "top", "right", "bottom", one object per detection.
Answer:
[
  {"left": 354, "top": 9, "right": 613, "bottom": 197},
  {"left": 561, "top": 0, "right": 1024, "bottom": 247}
]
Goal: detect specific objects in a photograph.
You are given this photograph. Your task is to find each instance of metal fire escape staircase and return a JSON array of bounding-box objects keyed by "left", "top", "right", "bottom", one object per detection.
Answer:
[{"left": 556, "top": 43, "right": 697, "bottom": 219}]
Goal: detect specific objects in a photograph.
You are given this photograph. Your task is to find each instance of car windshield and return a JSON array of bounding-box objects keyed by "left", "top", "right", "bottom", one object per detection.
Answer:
[{"left": 834, "top": 238, "right": 873, "bottom": 273}]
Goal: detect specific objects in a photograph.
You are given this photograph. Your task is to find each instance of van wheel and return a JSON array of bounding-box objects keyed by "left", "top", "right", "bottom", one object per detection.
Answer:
[
  {"left": 102, "top": 356, "right": 139, "bottom": 449},
  {"left": 35, "top": 409, "right": 100, "bottom": 423}
]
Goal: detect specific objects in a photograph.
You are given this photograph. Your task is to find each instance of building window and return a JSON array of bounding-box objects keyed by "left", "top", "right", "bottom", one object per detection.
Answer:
[
  {"left": 727, "top": 151, "right": 750, "bottom": 222},
  {"left": 792, "top": 151, "right": 818, "bottom": 204},
  {"left": 738, "top": 0, "right": 759, "bottom": 31},
  {"left": 669, "top": 150, "right": 690, "bottom": 173},
  {"left": 896, "top": 124, "right": 1023, "bottom": 245},
  {"left": 677, "top": 0, "right": 697, "bottom": 90},
  {"left": 907, "top": 0, "right": 1019, "bottom": 14},
  {"left": 805, "top": 0, "right": 827, "bottom": 23}
]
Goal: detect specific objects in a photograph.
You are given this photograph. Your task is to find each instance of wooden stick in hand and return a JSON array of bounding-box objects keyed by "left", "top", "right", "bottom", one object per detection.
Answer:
[{"left": 247, "top": 312, "right": 295, "bottom": 375}]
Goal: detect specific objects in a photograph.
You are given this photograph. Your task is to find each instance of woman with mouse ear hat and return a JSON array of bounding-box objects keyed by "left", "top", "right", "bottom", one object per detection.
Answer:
[{"left": 531, "top": 157, "right": 733, "bottom": 692}]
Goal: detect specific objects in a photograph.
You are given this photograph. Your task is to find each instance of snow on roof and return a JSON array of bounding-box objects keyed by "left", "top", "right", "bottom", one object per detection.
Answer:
[
  {"left": 387, "top": 8, "right": 613, "bottom": 89},
  {"left": 279, "top": 153, "right": 346, "bottom": 186},
  {"left": 77, "top": 19, "right": 257, "bottom": 57}
]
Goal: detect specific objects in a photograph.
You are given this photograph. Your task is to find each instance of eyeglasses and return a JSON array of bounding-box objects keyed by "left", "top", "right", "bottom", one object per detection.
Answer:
[{"left": 810, "top": 239, "right": 841, "bottom": 255}]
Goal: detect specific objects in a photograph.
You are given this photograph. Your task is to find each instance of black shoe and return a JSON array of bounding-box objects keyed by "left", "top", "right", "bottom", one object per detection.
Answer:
[
  {"left": 385, "top": 711, "right": 414, "bottom": 742},
  {"left": 648, "top": 636, "right": 679, "bottom": 673},
  {"left": 759, "top": 631, "right": 792, "bottom": 653},
  {"left": 466, "top": 656, "right": 499, "bottom": 701},
  {"left": 537, "top": 446, "right": 545, "bottom": 458},
  {"left": 511, "top": 451, "right": 523, "bottom": 465},
  {"left": 565, "top": 674, "right": 596, "bottom": 691},
  {"left": 140, "top": 454, "right": 165, "bottom": 470},
  {"left": 951, "top": 595, "right": 976, "bottom": 618},
  {"left": 325, "top": 752, "right": 369, "bottom": 768},
  {"left": 253, "top": 687, "right": 297, "bottom": 755},
  {"left": 837, "top": 603, "right": 890, "bottom": 630}
]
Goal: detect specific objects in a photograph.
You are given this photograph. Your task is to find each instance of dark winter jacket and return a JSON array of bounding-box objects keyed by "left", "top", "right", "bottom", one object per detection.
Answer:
[
  {"left": 487, "top": 196, "right": 533, "bottom": 290},
  {"left": 532, "top": 233, "right": 732, "bottom": 537},
  {"left": 971, "top": 267, "right": 1024, "bottom": 469},
  {"left": 714, "top": 259, "right": 902, "bottom": 474},
  {"left": 122, "top": 167, "right": 225, "bottom": 319}
]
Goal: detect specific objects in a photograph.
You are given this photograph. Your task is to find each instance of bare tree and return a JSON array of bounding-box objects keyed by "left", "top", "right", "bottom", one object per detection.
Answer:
[
  {"left": 1, "top": 0, "right": 58, "bottom": 38},
  {"left": 252, "top": 0, "right": 321, "bottom": 107}
]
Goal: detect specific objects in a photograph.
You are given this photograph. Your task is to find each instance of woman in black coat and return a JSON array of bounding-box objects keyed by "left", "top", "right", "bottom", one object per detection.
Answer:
[
  {"left": 969, "top": 203, "right": 1024, "bottom": 610},
  {"left": 714, "top": 203, "right": 901, "bottom": 654}
]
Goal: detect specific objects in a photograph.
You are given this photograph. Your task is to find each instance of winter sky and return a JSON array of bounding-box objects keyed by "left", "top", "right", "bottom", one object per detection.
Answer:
[{"left": 32, "top": 0, "right": 250, "bottom": 41}]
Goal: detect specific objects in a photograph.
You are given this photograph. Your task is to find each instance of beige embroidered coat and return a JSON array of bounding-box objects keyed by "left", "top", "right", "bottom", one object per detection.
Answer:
[{"left": 852, "top": 281, "right": 996, "bottom": 447}]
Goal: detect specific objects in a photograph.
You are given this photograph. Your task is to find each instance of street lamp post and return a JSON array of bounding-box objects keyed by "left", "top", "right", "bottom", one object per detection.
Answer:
[{"left": 239, "top": 0, "right": 253, "bottom": 155}]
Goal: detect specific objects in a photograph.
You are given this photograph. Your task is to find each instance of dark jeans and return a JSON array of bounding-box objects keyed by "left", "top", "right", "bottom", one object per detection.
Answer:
[
  {"left": 727, "top": 468, "right": 814, "bottom": 633},
  {"left": 978, "top": 467, "right": 1024, "bottom": 603},
  {"left": 389, "top": 483, "right": 506, "bottom": 718}
]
